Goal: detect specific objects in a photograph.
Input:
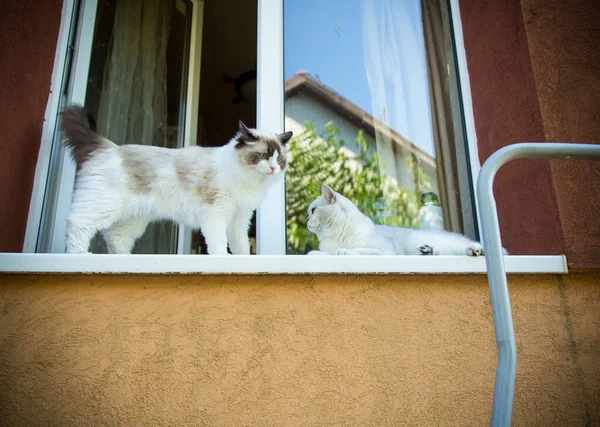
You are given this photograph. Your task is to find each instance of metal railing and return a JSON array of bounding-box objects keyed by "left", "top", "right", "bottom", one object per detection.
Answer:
[{"left": 476, "top": 142, "right": 600, "bottom": 427}]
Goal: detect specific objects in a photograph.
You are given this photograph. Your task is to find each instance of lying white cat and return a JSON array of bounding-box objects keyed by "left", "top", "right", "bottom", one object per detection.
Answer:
[
  {"left": 61, "top": 105, "right": 292, "bottom": 255},
  {"left": 307, "top": 184, "right": 494, "bottom": 256}
]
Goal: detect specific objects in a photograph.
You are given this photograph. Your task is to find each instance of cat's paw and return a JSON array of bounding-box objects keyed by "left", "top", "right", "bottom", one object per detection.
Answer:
[
  {"left": 335, "top": 248, "right": 352, "bottom": 255},
  {"left": 307, "top": 250, "right": 327, "bottom": 256},
  {"left": 467, "top": 246, "right": 509, "bottom": 256},
  {"left": 466, "top": 243, "right": 484, "bottom": 257},
  {"left": 419, "top": 245, "right": 434, "bottom": 255}
]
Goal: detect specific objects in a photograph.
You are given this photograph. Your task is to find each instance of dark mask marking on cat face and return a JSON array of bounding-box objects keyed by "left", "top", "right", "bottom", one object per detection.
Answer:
[
  {"left": 238, "top": 139, "right": 287, "bottom": 170},
  {"left": 232, "top": 123, "right": 291, "bottom": 170},
  {"left": 242, "top": 150, "right": 266, "bottom": 165}
]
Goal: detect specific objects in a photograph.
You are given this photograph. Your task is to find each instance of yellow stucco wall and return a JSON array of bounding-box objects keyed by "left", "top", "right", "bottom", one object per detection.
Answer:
[{"left": 0, "top": 273, "right": 598, "bottom": 426}]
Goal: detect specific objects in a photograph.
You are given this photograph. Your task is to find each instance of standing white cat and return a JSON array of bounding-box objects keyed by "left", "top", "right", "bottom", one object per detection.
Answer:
[
  {"left": 61, "top": 105, "right": 292, "bottom": 254},
  {"left": 307, "top": 184, "right": 498, "bottom": 256}
]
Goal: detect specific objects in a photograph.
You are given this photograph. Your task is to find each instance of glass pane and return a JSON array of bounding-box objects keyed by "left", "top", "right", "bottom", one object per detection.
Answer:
[
  {"left": 84, "top": 0, "right": 192, "bottom": 253},
  {"left": 284, "top": 0, "right": 471, "bottom": 254}
]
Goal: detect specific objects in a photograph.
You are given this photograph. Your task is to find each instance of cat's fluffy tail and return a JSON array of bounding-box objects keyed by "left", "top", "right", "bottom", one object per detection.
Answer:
[{"left": 60, "top": 104, "right": 110, "bottom": 165}]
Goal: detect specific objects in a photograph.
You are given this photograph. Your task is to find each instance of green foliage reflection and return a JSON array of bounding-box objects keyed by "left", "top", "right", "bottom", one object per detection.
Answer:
[{"left": 286, "top": 121, "right": 431, "bottom": 254}]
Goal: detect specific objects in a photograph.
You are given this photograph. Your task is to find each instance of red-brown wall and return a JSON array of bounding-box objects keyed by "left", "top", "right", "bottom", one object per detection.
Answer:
[
  {"left": 521, "top": 0, "right": 600, "bottom": 269},
  {"left": 0, "top": 1, "right": 63, "bottom": 252},
  {"left": 461, "top": 0, "right": 600, "bottom": 269},
  {"left": 459, "top": 0, "right": 565, "bottom": 256}
]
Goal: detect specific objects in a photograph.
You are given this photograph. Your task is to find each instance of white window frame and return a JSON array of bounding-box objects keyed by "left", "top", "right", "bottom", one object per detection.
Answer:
[
  {"left": 9, "top": 0, "right": 567, "bottom": 275},
  {"left": 178, "top": 0, "right": 205, "bottom": 254},
  {"left": 0, "top": 253, "right": 567, "bottom": 274},
  {"left": 23, "top": 0, "right": 83, "bottom": 253},
  {"left": 255, "top": 0, "right": 286, "bottom": 255},
  {"left": 36, "top": 0, "right": 97, "bottom": 254}
]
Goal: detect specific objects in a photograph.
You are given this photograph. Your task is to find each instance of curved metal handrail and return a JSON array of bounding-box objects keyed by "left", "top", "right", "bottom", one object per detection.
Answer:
[{"left": 476, "top": 142, "right": 600, "bottom": 427}]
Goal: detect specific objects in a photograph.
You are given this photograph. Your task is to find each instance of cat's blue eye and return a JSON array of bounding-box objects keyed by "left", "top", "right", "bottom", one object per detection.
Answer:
[{"left": 277, "top": 155, "right": 283, "bottom": 161}]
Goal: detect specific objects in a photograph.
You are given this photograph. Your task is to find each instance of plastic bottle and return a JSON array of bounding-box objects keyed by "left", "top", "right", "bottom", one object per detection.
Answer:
[{"left": 418, "top": 192, "right": 445, "bottom": 230}]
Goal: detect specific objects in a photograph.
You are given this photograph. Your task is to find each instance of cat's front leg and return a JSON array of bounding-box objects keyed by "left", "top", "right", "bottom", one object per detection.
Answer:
[
  {"left": 227, "top": 210, "right": 252, "bottom": 255},
  {"left": 201, "top": 217, "right": 230, "bottom": 255}
]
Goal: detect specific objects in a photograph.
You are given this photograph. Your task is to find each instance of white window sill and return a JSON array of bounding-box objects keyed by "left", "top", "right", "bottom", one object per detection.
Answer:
[{"left": 0, "top": 254, "right": 567, "bottom": 275}]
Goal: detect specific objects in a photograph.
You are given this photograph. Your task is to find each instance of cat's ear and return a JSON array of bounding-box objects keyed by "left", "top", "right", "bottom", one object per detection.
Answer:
[
  {"left": 278, "top": 131, "right": 293, "bottom": 145},
  {"left": 236, "top": 121, "right": 256, "bottom": 144},
  {"left": 322, "top": 184, "right": 336, "bottom": 204}
]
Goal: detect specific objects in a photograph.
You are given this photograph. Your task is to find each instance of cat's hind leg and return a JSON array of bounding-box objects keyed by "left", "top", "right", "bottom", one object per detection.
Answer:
[
  {"left": 66, "top": 206, "right": 116, "bottom": 253},
  {"left": 66, "top": 216, "right": 99, "bottom": 254},
  {"left": 66, "top": 182, "right": 124, "bottom": 253},
  {"left": 417, "top": 244, "right": 435, "bottom": 255},
  {"left": 466, "top": 243, "right": 484, "bottom": 256},
  {"left": 409, "top": 241, "right": 484, "bottom": 256},
  {"left": 404, "top": 230, "right": 485, "bottom": 256},
  {"left": 102, "top": 218, "right": 150, "bottom": 254},
  {"left": 467, "top": 246, "right": 509, "bottom": 256}
]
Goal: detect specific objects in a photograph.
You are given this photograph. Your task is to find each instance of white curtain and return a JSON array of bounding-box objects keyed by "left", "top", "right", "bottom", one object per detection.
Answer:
[
  {"left": 91, "top": 0, "right": 175, "bottom": 253},
  {"left": 359, "top": 0, "right": 435, "bottom": 192},
  {"left": 98, "top": 1, "right": 170, "bottom": 147}
]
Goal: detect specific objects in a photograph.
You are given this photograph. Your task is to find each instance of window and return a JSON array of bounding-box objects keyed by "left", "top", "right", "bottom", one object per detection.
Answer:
[
  {"left": 283, "top": 0, "right": 478, "bottom": 254},
  {"left": 9, "top": 0, "right": 569, "bottom": 274},
  {"left": 25, "top": 0, "right": 477, "bottom": 257}
]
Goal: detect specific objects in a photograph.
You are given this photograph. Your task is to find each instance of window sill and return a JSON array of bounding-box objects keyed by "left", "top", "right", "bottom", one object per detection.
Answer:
[{"left": 0, "top": 253, "right": 567, "bottom": 275}]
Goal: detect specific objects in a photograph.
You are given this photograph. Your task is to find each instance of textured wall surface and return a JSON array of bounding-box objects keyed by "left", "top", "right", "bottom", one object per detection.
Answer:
[
  {"left": 461, "top": 0, "right": 600, "bottom": 268},
  {"left": 0, "top": 1, "right": 62, "bottom": 252},
  {"left": 0, "top": 273, "right": 598, "bottom": 426},
  {"left": 521, "top": 0, "right": 600, "bottom": 269},
  {"left": 459, "top": 0, "right": 564, "bottom": 257}
]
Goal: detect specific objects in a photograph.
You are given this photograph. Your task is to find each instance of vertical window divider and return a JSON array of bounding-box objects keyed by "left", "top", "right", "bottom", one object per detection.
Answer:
[
  {"left": 177, "top": 0, "right": 204, "bottom": 254},
  {"left": 449, "top": 0, "right": 483, "bottom": 235},
  {"left": 256, "top": 0, "right": 286, "bottom": 255}
]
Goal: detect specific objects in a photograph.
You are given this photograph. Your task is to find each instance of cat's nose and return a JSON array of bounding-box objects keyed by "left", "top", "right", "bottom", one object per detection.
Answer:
[{"left": 270, "top": 166, "right": 276, "bottom": 172}]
